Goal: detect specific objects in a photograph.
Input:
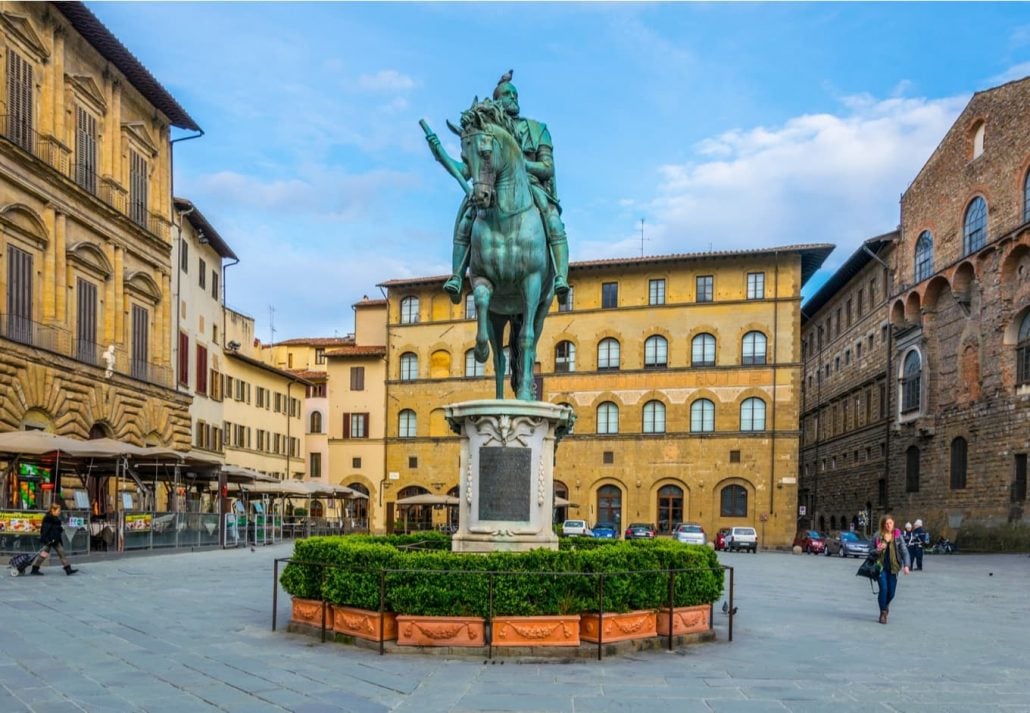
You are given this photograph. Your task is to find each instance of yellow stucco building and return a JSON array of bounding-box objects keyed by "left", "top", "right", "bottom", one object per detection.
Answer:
[
  {"left": 0, "top": 2, "right": 197, "bottom": 446},
  {"left": 376, "top": 246, "right": 830, "bottom": 547}
]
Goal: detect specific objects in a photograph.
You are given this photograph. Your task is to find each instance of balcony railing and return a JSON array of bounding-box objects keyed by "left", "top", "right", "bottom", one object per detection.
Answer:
[
  {"left": 75, "top": 338, "right": 102, "bottom": 367},
  {"left": 1, "top": 115, "right": 71, "bottom": 174},
  {"left": 0, "top": 313, "right": 67, "bottom": 352}
]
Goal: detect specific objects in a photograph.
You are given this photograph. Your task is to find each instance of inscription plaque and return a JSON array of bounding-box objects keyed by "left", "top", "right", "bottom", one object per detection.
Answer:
[{"left": 478, "top": 447, "right": 531, "bottom": 521}]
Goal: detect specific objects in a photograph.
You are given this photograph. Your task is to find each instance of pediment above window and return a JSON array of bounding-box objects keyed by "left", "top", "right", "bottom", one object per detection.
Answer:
[
  {"left": 121, "top": 121, "right": 158, "bottom": 157},
  {"left": 124, "top": 270, "right": 162, "bottom": 304},
  {"left": 0, "top": 12, "right": 49, "bottom": 62},
  {"left": 0, "top": 203, "right": 48, "bottom": 248},
  {"left": 66, "top": 241, "right": 112, "bottom": 279},
  {"left": 67, "top": 74, "right": 106, "bottom": 114}
]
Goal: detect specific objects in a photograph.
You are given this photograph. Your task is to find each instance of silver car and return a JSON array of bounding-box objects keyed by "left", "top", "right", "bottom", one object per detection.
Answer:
[
  {"left": 673, "top": 522, "right": 707, "bottom": 545},
  {"left": 825, "top": 530, "right": 872, "bottom": 558}
]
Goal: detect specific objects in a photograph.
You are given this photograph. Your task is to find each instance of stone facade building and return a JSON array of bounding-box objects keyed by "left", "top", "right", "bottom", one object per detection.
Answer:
[
  {"left": 375, "top": 245, "right": 830, "bottom": 546},
  {"left": 0, "top": 2, "right": 197, "bottom": 446}
]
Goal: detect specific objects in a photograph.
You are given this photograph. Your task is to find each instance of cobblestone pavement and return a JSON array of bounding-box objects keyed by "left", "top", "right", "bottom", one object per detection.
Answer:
[{"left": 1, "top": 544, "right": 1028, "bottom": 712}]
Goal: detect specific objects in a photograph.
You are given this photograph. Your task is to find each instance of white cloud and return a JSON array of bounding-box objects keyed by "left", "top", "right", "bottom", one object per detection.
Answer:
[
  {"left": 579, "top": 93, "right": 969, "bottom": 272},
  {"left": 990, "top": 62, "right": 1030, "bottom": 85},
  {"left": 357, "top": 69, "right": 416, "bottom": 92}
]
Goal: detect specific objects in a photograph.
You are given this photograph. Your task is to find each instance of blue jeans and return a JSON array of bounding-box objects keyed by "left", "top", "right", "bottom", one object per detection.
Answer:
[{"left": 878, "top": 567, "right": 898, "bottom": 612}]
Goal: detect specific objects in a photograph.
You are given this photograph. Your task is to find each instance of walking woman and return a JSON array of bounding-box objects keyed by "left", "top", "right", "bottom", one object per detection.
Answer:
[
  {"left": 872, "top": 513, "right": 909, "bottom": 624},
  {"left": 29, "top": 503, "right": 78, "bottom": 576}
]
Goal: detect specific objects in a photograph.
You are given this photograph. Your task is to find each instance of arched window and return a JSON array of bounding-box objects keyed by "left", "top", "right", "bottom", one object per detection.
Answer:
[
  {"left": 656, "top": 484, "right": 683, "bottom": 534},
  {"left": 596, "top": 401, "right": 619, "bottom": 434},
  {"left": 972, "top": 121, "right": 985, "bottom": 159},
  {"left": 396, "top": 485, "right": 431, "bottom": 531},
  {"left": 644, "top": 335, "right": 668, "bottom": 369},
  {"left": 963, "top": 196, "right": 987, "bottom": 255},
  {"left": 597, "top": 338, "right": 620, "bottom": 370},
  {"left": 901, "top": 350, "right": 921, "bottom": 413},
  {"left": 740, "top": 397, "right": 766, "bottom": 432},
  {"left": 400, "top": 296, "right": 419, "bottom": 324},
  {"left": 905, "top": 446, "right": 920, "bottom": 493},
  {"left": 1017, "top": 312, "right": 1030, "bottom": 385},
  {"left": 310, "top": 500, "right": 324, "bottom": 518},
  {"left": 596, "top": 485, "right": 622, "bottom": 529},
  {"left": 398, "top": 409, "right": 416, "bottom": 438},
  {"left": 347, "top": 483, "right": 369, "bottom": 528},
  {"left": 464, "top": 293, "right": 476, "bottom": 320},
  {"left": 1024, "top": 169, "right": 1030, "bottom": 223},
  {"left": 950, "top": 437, "right": 968, "bottom": 490},
  {"left": 720, "top": 484, "right": 747, "bottom": 517},
  {"left": 464, "top": 349, "right": 484, "bottom": 377},
  {"left": 690, "top": 399, "right": 715, "bottom": 432},
  {"left": 399, "top": 352, "right": 418, "bottom": 381},
  {"left": 309, "top": 411, "right": 322, "bottom": 434},
  {"left": 642, "top": 400, "right": 666, "bottom": 433},
  {"left": 915, "top": 231, "right": 934, "bottom": 283},
  {"left": 555, "top": 340, "right": 576, "bottom": 373},
  {"left": 741, "top": 331, "right": 767, "bottom": 365},
  {"left": 691, "top": 333, "right": 716, "bottom": 367}
]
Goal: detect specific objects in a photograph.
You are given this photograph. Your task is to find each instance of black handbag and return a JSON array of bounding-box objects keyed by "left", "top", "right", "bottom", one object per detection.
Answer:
[{"left": 856, "top": 554, "right": 881, "bottom": 580}]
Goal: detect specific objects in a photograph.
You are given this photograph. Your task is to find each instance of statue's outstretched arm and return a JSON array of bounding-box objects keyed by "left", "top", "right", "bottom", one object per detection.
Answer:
[{"left": 420, "top": 119, "right": 471, "bottom": 194}]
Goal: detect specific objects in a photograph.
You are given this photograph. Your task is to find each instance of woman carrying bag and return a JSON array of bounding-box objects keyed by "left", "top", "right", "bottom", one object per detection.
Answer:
[{"left": 872, "top": 513, "right": 910, "bottom": 624}]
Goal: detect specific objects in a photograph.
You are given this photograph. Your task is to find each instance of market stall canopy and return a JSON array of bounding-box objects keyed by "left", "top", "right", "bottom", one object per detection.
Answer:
[
  {"left": 554, "top": 496, "right": 578, "bottom": 507},
  {"left": 220, "top": 465, "right": 280, "bottom": 484},
  {"left": 395, "top": 493, "right": 460, "bottom": 506},
  {"left": 0, "top": 430, "right": 99, "bottom": 457}
]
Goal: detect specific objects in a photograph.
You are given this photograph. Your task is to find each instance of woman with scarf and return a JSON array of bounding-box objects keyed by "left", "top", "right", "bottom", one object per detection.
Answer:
[{"left": 872, "top": 513, "right": 910, "bottom": 624}]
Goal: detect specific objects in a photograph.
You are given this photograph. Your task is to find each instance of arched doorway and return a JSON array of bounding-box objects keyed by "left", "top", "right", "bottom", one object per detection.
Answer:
[
  {"left": 657, "top": 484, "right": 684, "bottom": 534},
  {"left": 310, "top": 500, "right": 324, "bottom": 518},
  {"left": 554, "top": 480, "right": 569, "bottom": 524},
  {"left": 347, "top": 482, "right": 369, "bottom": 531},
  {"left": 596, "top": 485, "right": 622, "bottom": 530},
  {"left": 396, "top": 485, "right": 432, "bottom": 532},
  {"left": 446, "top": 486, "right": 460, "bottom": 532}
]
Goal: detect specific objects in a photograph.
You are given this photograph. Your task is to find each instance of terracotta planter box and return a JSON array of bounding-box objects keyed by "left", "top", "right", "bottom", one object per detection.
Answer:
[
  {"left": 396, "top": 615, "right": 485, "bottom": 647},
  {"left": 333, "top": 606, "right": 397, "bottom": 642},
  {"left": 656, "top": 605, "right": 711, "bottom": 636},
  {"left": 491, "top": 615, "right": 581, "bottom": 647},
  {"left": 291, "top": 597, "right": 332, "bottom": 628},
  {"left": 580, "top": 609, "right": 657, "bottom": 643}
]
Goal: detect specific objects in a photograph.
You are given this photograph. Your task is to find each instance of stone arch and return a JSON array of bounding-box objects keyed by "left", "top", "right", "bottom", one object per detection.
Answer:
[
  {"left": 904, "top": 292, "right": 922, "bottom": 323},
  {"left": 922, "top": 275, "right": 952, "bottom": 311},
  {"left": 124, "top": 271, "right": 162, "bottom": 304},
  {"left": 1, "top": 362, "right": 63, "bottom": 432},
  {"left": 0, "top": 203, "right": 49, "bottom": 247},
  {"left": 951, "top": 261, "right": 976, "bottom": 296},
  {"left": 20, "top": 408, "right": 54, "bottom": 432},
  {"left": 890, "top": 299, "right": 907, "bottom": 326},
  {"left": 429, "top": 349, "right": 452, "bottom": 379},
  {"left": 428, "top": 407, "right": 449, "bottom": 437},
  {"left": 66, "top": 241, "right": 113, "bottom": 279},
  {"left": 711, "top": 476, "right": 755, "bottom": 520},
  {"left": 1000, "top": 242, "right": 1030, "bottom": 286},
  {"left": 430, "top": 293, "right": 452, "bottom": 322}
]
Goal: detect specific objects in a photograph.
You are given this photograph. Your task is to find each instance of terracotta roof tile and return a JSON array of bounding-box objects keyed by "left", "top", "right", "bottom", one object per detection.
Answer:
[{"left": 326, "top": 346, "right": 386, "bottom": 358}]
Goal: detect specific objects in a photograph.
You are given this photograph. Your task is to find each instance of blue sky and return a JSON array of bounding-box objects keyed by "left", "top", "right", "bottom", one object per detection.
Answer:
[{"left": 88, "top": 2, "right": 1030, "bottom": 341}]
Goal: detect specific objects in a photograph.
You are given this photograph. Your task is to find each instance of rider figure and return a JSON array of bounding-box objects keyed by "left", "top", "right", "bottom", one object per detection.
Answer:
[{"left": 431, "top": 70, "right": 571, "bottom": 305}]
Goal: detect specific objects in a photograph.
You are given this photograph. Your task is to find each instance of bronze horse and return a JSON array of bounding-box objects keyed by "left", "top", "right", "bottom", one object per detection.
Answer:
[{"left": 449, "top": 100, "right": 555, "bottom": 400}]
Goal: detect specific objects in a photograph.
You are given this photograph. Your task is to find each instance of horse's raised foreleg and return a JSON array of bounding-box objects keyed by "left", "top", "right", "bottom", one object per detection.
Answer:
[{"left": 472, "top": 277, "right": 493, "bottom": 364}]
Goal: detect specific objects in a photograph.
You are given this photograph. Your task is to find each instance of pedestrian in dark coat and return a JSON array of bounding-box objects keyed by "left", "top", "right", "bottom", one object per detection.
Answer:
[{"left": 29, "top": 503, "right": 78, "bottom": 575}]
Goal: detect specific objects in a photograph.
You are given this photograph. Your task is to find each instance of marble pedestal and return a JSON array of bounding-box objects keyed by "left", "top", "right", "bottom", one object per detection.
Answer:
[{"left": 444, "top": 400, "right": 575, "bottom": 553}]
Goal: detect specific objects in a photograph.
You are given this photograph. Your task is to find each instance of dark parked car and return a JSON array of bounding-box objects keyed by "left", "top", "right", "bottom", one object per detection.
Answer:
[
  {"left": 591, "top": 523, "right": 618, "bottom": 539},
  {"left": 793, "top": 529, "right": 826, "bottom": 554},
  {"left": 825, "top": 530, "right": 872, "bottom": 558},
  {"left": 714, "top": 527, "right": 732, "bottom": 551},
  {"left": 624, "top": 522, "right": 656, "bottom": 540}
]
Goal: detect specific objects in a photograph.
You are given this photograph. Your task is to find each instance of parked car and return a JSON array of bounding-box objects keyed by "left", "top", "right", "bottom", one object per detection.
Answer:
[
  {"left": 793, "top": 529, "right": 826, "bottom": 554},
  {"left": 714, "top": 527, "right": 732, "bottom": 551},
  {"left": 724, "top": 526, "right": 758, "bottom": 553},
  {"left": 562, "top": 519, "right": 592, "bottom": 537},
  {"left": 591, "top": 523, "right": 618, "bottom": 539},
  {"left": 624, "top": 522, "right": 656, "bottom": 540},
  {"left": 673, "top": 522, "right": 707, "bottom": 545},
  {"left": 825, "top": 530, "right": 873, "bottom": 558}
]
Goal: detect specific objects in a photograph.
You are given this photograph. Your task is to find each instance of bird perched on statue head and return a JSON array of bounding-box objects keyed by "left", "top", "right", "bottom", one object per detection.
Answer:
[{"left": 498, "top": 69, "right": 513, "bottom": 85}]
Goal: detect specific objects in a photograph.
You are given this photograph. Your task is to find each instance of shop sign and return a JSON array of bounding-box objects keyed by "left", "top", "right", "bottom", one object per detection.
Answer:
[
  {"left": 0, "top": 511, "right": 43, "bottom": 535},
  {"left": 125, "top": 513, "right": 153, "bottom": 532}
]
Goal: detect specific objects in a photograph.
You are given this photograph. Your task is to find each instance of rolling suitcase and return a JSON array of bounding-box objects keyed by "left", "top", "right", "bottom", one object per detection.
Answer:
[{"left": 8, "top": 548, "right": 46, "bottom": 576}]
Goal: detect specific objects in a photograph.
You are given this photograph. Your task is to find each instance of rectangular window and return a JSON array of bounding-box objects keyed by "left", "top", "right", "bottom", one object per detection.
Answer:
[
  {"left": 180, "top": 240, "right": 189, "bottom": 273},
  {"left": 835, "top": 308, "right": 842, "bottom": 337},
  {"left": 408, "top": 456, "right": 418, "bottom": 469},
  {"left": 310, "top": 453, "right": 322, "bottom": 478},
  {"left": 129, "top": 150, "right": 149, "bottom": 228},
  {"left": 696, "top": 275, "right": 713, "bottom": 303},
  {"left": 315, "top": 348, "right": 326, "bottom": 365},
  {"left": 6, "top": 49, "right": 33, "bottom": 151},
  {"left": 857, "top": 288, "right": 865, "bottom": 316},
  {"left": 178, "top": 331, "right": 189, "bottom": 386},
  {"left": 211, "top": 270, "right": 219, "bottom": 300},
  {"left": 846, "top": 299, "right": 853, "bottom": 327},
  {"left": 130, "top": 305, "right": 149, "bottom": 380},
  {"left": 558, "top": 286, "right": 574, "bottom": 312},
  {"left": 76, "top": 278, "right": 98, "bottom": 365},
  {"left": 601, "top": 282, "right": 618, "bottom": 309},
  {"left": 74, "top": 106, "right": 98, "bottom": 193},
  {"left": 343, "top": 412, "right": 369, "bottom": 439},
  {"left": 648, "top": 279, "right": 666, "bottom": 305},
  {"left": 1014, "top": 454, "right": 1027, "bottom": 502},
  {"left": 352, "top": 457, "right": 362, "bottom": 468},
  {"left": 746, "top": 272, "right": 765, "bottom": 300},
  {"left": 5, "top": 245, "right": 32, "bottom": 344},
  {"left": 210, "top": 369, "right": 222, "bottom": 401},
  {"left": 465, "top": 293, "right": 476, "bottom": 320},
  {"left": 198, "top": 258, "right": 206, "bottom": 289},
  {"left": 350, "top": 366, "right": 365, "bottom": 391},
  {"left": 196, "top": 345, "right": 208, "bottom": 395}
]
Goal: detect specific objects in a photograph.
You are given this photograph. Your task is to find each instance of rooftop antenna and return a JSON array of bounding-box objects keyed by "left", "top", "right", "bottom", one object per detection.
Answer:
[
  {"left": 639, "top": 218, "right": 649, "bottom": 257},
  {"left": 269, "top": 305, "right": 276, "bottom": 343}
]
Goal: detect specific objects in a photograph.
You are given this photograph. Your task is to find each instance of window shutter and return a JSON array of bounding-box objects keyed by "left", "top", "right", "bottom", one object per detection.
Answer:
[
  {"left": 343, "top": 413, "right": 351, "bottom": 439},
  {"left": 362, "top": 413, "right": 370, "bottom": 439}
]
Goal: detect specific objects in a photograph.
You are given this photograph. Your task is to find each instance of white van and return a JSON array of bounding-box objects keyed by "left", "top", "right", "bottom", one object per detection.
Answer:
[{"left": 726, "top": 527, "right": 758, "bottom": 552}]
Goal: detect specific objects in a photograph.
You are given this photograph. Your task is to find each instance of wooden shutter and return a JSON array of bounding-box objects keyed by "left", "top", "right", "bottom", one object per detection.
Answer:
[
  {"left": 343, "top": 413, "right": 351, "bottom": 439},
  {"left": 178, "top": 332, "right": 189, "bottom": 385},
  {"left": 196, "top": 345, "right": 208, "bottom": 394},
  {"left": 76, "top": 278, "right": 97, "bottom": 363},
  {"left": 129, "top": 150, "right": 148, "bottom": 226},
  {"left": 361, "top": 413, "right": 370, "bottom": 439},
  {"left": 75, "top": 107, "right": 97, "bottom": 192},
  {"left": 6, "top": 49, "right": 33, "bottom": 150},
  {"left": 6, "top": 245, "right": 32, "bottom": 343},
  {"left": 131, "top": 304, "right": 149, "bottom": 378}
]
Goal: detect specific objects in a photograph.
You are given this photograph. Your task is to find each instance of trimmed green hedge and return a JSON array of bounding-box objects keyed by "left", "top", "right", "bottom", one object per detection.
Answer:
[{"left": 280, "top": 536, "right": 723, "bottom": 617}]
